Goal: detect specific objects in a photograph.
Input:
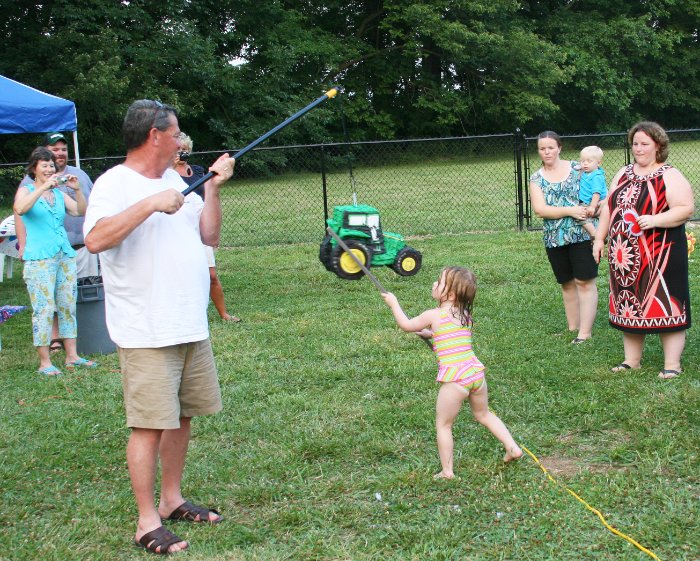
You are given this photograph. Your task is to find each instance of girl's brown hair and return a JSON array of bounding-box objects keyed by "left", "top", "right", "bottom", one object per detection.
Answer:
[{"left": 438, "top": 266, "right": 477, "bottom": 326}]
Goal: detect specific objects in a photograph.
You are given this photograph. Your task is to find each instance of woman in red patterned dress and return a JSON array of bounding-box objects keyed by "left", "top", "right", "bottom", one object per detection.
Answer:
[{"left": 593, "top": 122, "right": 694, "bottom": 379}]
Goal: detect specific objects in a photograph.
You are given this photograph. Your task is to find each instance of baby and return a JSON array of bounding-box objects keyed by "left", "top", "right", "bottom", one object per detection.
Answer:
[{"left": 577, "top": 145, "right": 607, "bottom": 237}]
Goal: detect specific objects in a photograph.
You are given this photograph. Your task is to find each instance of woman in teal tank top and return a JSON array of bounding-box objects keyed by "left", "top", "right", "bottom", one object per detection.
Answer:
[{"left": 14, "top": 147, "right": 94, "bottom": 375}]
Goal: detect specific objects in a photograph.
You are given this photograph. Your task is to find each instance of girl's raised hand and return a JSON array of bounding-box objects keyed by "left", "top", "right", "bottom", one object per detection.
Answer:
[{"left": 381, "top": 292, "right": 399, "bottom": 308}]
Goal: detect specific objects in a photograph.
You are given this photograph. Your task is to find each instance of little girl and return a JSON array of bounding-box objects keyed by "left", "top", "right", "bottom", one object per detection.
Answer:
[{"left": 382, "top": 266, "right": 522, "bottom": 479}]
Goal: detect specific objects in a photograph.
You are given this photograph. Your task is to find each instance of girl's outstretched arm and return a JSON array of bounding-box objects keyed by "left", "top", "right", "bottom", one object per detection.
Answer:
[{"left": 382, "top": 292, "right": 439, "bottom": 332}]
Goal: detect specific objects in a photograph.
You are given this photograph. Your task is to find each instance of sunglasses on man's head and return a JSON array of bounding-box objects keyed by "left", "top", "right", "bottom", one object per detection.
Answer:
[{"left": 150, "top": 101, "right": 165, "bottom": 129}]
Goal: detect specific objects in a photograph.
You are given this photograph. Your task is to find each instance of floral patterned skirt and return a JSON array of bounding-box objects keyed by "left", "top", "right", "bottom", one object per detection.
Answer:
[{"left": 23, "top": 251, "right": 77, "bottom": 346}]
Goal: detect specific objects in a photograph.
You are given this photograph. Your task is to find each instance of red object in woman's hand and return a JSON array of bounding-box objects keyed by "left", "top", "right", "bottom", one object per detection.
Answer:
[{"left": 622, "top": 209, "right": 643, "bottom": 236}]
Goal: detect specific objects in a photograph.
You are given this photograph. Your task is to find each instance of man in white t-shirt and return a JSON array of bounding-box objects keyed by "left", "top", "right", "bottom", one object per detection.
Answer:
[{"left": 84, "top": 100, "right": 235, "bottom": 555}]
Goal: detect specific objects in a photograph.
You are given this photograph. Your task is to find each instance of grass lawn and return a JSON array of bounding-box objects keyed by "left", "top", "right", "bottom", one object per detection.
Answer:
[{"left": 0, "top": 231, "right": 698, "bottom": 561}]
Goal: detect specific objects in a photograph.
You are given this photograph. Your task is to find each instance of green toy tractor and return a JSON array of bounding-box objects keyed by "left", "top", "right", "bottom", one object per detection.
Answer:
[{"left": 319, "top": 204, "right": 422, "bottom": 280}]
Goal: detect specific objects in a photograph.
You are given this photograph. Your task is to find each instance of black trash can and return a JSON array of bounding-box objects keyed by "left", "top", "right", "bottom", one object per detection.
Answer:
[{"left": 76, "top": 281, "right": 116, "bottom": 355}]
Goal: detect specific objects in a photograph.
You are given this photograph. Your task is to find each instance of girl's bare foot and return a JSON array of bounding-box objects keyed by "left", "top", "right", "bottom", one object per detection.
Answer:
[
  {"left": 433, "top": 471, "right": 454, "bottom": 480},
  {"left": 504, "top": 445, "right": 523, "bottom": 463}
]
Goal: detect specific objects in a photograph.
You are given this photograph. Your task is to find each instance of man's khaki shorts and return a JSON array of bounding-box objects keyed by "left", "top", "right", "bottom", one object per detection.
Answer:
[{"left": 118, "top": 339, "right": 222, "bottom": 429}]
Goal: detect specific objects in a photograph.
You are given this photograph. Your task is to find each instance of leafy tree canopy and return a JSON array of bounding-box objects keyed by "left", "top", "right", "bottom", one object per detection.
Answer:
[{"left": 0, "top": 0, "right": 697, "bottom": 160}]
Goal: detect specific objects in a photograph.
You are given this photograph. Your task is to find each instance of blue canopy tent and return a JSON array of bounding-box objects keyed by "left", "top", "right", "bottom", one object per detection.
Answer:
[{"left": 0, "top": 74, "right": 82, "bottom": 166}]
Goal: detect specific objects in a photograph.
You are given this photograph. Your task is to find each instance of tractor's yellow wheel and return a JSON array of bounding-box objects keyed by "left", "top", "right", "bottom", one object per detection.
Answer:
[
  {"left": 340, "top": 249, "right": 366, "bottom": 274},
  {"left": 331, "top": 239, "right": 371, "bottom": 280},
  {"left": 401, "top": 257, "right": 417, "bottom": 272},
  {"left": 392, "top": 246, "right": 422, "bottom": 276}
]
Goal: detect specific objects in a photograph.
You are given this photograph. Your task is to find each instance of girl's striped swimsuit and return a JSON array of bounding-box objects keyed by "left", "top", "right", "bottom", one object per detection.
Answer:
[{"left": 433, "top": 309, "right": 485, "bottom": 390}]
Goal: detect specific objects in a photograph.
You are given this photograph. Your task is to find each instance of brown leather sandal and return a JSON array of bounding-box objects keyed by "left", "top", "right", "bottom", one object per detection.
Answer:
[
  {"left": 164, "top": 500, "right": 223, "bottom": 524},
  {"left": 135, "top": 526, "right": 187, "bottom": 555}
]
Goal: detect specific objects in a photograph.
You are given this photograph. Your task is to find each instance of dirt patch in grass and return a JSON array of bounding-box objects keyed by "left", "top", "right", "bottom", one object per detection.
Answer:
[
  {"left": 537, "top": 455, "right": 581, "bottom": 476},
  {"left": 537, "top": 454, "right": 628, "bottom": 477},
  {"left": 556, "top": 429, "right": 631, "bottom": 445}
]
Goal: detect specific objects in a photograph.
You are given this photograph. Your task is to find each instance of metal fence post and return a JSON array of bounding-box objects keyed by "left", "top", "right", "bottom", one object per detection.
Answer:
[
  {"left": 523, "top": 135, "right": 532, "bottom": 229},
  {"left": 514, "top": 129, "right": 524, "bottom": 231},
  {"left": 320, "top": 143, "right": 329, "bottom": 231}
]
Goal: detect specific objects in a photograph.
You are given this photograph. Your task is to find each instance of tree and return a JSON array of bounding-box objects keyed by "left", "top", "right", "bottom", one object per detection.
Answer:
[
  {"left": 0, "top": 0, "right": 697, "bottom": 162},
  {"left": 523, "top": 0, "right": 700, "bottom": 133},
  {"left": 0, "top": 0, "right": 241, "bottom": 157}
]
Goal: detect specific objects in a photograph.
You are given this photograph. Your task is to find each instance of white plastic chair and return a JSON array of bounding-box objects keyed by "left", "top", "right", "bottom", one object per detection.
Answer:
[{"left": 0, "top": 215, "right": 19, "bottom": 282}]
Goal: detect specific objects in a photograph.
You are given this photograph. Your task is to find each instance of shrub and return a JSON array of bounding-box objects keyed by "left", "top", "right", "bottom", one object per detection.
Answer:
[{"left": 0, "top": 166, "right": 24, "bottom": 205}]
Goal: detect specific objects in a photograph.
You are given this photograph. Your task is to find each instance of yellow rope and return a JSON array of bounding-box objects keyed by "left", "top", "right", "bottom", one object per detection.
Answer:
[{"left": 521, "top": 445, "right": 661, "bottom": 560}]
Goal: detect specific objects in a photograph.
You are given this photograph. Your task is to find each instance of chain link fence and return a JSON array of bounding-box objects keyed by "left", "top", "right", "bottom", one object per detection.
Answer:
[
  {"left": 2, "top": 129, "right": 699, "bottom": 247},
  {"left": 204, "top": 134, "right": 522, "bottom": 247}
]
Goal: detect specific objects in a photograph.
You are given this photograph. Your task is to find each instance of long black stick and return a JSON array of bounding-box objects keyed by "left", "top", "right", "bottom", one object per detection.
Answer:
[{"left": 182, "top": 87, "right": 340, "bottom": 196}]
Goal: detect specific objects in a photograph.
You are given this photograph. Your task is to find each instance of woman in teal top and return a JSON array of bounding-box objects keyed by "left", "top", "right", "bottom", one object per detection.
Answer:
[
  {"left": 14, "top": 147, "right": 95, "bottom": 375},
  {"left": 529, "top": 131, "right": 599, "bottom": 345}
]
